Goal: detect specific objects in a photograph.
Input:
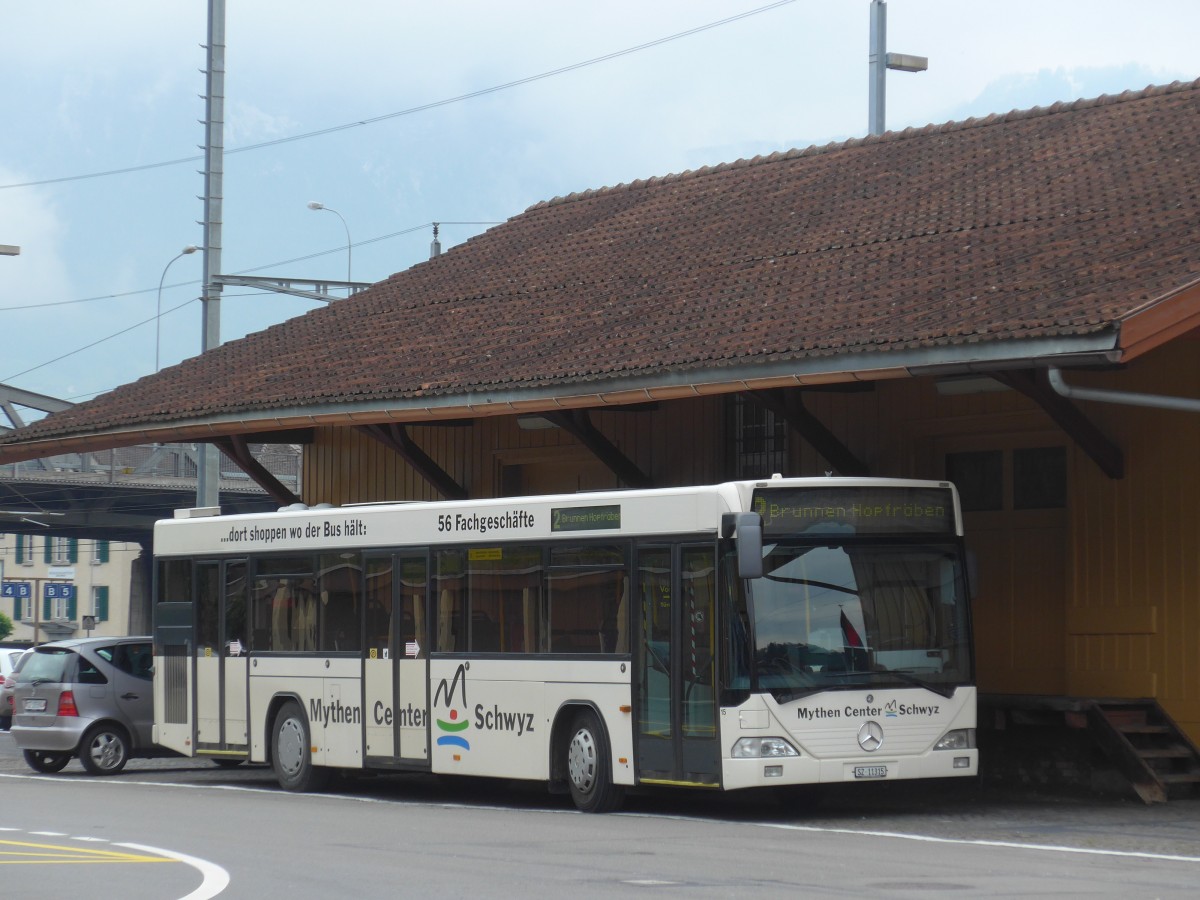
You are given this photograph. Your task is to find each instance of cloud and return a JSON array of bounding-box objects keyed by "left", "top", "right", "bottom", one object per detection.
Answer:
[
  {"left": 942, "top": 64, "right": 1171, "bottom": 125},
  {"left": 226, "top": 102, "right": 300, "bottom": 149}
]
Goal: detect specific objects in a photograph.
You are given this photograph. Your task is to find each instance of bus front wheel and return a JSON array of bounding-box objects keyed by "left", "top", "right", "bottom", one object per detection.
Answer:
[
  {"left": 272, "top": 700, "right": 330, "bottom": 793},
  {"left": 565, "top": 710, "right": 624, "bottom": 813}
]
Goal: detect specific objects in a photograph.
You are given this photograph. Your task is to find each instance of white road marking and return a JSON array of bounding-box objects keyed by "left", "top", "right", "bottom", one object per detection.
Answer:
[
  {"left": 119, "top": 842, "right": 230, "bottom": 900},
  {"left": 3, "top": 771, "right": 1199, "bottom": 868}
]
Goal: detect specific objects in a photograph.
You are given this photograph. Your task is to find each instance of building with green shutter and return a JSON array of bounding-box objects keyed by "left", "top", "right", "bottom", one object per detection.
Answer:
[{"left": 0, "top": 535, "right": 140, "bottom": 642}]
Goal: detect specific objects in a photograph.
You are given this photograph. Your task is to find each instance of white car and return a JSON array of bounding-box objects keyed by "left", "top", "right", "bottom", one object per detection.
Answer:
[{"left": 0, "top": 647, "right": 32, "bottom": 730}]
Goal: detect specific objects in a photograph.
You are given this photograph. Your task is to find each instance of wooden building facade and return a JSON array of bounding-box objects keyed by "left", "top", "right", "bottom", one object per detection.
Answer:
[{"left": 297, "top": 336, "right": 1200, "bottom": 740}]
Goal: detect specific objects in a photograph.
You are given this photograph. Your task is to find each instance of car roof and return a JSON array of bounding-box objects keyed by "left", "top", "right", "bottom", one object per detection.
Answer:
[{"left": 32, "top": 636, "right": 152, "bottom": 651}]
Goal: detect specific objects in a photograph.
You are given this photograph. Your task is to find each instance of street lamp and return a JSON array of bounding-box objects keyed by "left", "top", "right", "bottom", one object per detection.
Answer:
[
  {"left": 157, "top": 245, "right": 198, "bottom": 371},
  {"left": 868, "top": 0, "right": 928, "bottom": 136},
  {"left": 307, "top": 201, "right": 352, "bottom": 286}
]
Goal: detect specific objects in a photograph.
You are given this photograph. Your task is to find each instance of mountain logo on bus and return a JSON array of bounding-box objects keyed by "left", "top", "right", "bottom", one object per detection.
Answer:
[{"left": 434, "top": 663, "right": 471, "bottom": 751}]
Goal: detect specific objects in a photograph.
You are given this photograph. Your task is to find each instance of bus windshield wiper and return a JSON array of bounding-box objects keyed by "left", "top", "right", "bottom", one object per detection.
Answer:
[
  {"left": 873, "top": 669, "right": 954, "bottom": 698},
  {"left": 769, "top": 685, "right": 821, "bottom": 705}
]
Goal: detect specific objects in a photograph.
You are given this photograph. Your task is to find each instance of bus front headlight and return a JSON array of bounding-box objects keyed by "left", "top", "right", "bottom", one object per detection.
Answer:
[
  {"left": 732, "top": 737, "right": 800, "bottom": 758},
  {"left": 934, "top": 728, "right": 976, "bottom": 750}
]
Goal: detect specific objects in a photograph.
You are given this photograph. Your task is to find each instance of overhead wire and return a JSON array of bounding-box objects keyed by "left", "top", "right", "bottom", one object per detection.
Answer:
[
  {"left": 0, "top": 221, "right": 502, "bottom": 312},
  {"left": 0, "top": 1, "right": 797, "bottom": 191},
  {"left": 1, "top": 217, "right": 507, "bottom": 387},
  {"left": 0, "top": 1, "right": 796, "bottom": 389}
]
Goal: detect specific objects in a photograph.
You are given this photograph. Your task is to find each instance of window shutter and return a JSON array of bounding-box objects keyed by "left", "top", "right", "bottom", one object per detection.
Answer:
[
  {"left": 15, "top": 534, "right": 25, "bottom": 560},
  {"left": 68, "top": 539, "right": 79, "bottom": 564},
  {"left": 96, "top": 540, "right": 110, "bottom": 564},
  {"left": 43, "top": 594, "right": 52, "bottom": 620},
  {"left": 96, "top": 586, "right": 110, "bottom": 622},
  {"left": 44, "top": 538, "right": 53, "bottom": 564},
  {"left": 67, "top": 592, "right": 78, "bottom": 621}
]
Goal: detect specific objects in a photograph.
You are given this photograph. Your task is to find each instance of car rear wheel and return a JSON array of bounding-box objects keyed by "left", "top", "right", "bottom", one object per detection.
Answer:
[
  {"left": 79, "top": 723, "right": 131, "bottom": 775},
  {"left": 24, "top": 749, "right": 72, "bottom": 774}
]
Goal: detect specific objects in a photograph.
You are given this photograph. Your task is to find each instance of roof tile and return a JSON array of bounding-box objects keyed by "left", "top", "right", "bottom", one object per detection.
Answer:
[{"left": 5, "top": 80, "right": 1200, "bottom": 448}]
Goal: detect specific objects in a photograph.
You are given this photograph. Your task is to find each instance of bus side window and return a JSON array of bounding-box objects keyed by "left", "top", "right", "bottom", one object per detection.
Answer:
[
  {"left": 548, "top": 566, "right": 625, "bottom": 654},
  {"left": 319, "top": 555, "right": 362, "bottom": 652},
  {"left": 436, "top": 549, "right": 466, "bottom": 653},
  {"left": 365, "top": 557, "right": 393, "bottom": 658}
]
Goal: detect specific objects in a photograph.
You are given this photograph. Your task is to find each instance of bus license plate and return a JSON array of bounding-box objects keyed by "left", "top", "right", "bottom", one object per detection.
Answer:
[
  {"left": 853, "top": 765, "right": 887, "bottom": 779},
  {"left": 24, "top": 699, "right": 47, "bottom": 712}
]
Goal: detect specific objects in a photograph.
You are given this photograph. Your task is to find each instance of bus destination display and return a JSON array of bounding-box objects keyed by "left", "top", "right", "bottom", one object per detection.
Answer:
[{"left": 752, "top": 486, "right": 955, "bottom": 535}]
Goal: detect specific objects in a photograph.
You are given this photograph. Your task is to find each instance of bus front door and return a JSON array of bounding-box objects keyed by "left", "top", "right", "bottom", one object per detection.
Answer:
[
  {"left": 153, "top": 559, "right": 194, "bottom": 756},
  {"left": 195, "top": 559, "right": 249, "bottom": 755},
  {"left": 634, "top": 544, "right": 721, "bottom": 788}
]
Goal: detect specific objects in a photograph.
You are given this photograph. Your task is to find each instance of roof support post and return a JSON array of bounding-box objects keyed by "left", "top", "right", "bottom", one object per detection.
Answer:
[
  {"left": 544, "top": 410, "right": 653, "bottom": 488},
  {"left": 358, "top": 424, "right": 468, "bottom": 500},
  {"left": 745, "top": 389, "right": 870, "bottom": 476},
  {"left": 993, "top": 369, "right": 1125, "bottom": 479},
  {"left": 210, "top": 436, "right": 301, "bottom": 506}
]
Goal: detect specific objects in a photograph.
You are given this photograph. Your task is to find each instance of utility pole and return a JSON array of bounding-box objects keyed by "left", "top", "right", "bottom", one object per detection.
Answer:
[{"left": 197, "top": 0, "right": 226, "bottom": 509}]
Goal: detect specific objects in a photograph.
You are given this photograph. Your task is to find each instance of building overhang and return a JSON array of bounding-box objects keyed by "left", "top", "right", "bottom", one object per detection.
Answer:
[{"left": 0, "top": 333, "right": 1123, "bottom": 466}]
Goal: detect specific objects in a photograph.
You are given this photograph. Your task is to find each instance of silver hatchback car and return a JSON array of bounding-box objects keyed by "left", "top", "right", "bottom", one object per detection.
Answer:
[{"left": 10, "top": 636, "right": 155, "bottom": 775}]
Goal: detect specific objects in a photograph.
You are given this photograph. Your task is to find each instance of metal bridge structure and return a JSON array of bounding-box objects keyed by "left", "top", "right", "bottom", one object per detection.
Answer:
[{"left": 1, "top": 383, "right": 297, "bottom": 543}]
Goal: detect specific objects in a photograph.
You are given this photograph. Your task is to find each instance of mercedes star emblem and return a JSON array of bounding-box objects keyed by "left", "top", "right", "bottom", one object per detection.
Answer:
[{"left": 858, "top": 720, "right": 884, "bottom": 752}]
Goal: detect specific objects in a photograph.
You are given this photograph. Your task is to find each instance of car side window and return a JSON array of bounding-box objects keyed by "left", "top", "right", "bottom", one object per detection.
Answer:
[
  {"left": 110, "top": 643, "right": 154, "bottom": 681},
  {"left": 77, "top": 656, "right": 107, "bottom": 686}
]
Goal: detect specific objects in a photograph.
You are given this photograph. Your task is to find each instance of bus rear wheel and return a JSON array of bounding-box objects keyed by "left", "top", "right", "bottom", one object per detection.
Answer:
[
  {"left": 272, "top": 700, "right": 330, "bottom": 792},
  {"left": 565, "top": 710, "right": 624, "bottom": 813}
]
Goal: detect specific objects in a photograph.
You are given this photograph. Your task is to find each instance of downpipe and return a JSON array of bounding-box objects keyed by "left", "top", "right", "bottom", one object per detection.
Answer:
[{"left": 1047, "top": 367, "right": 1200, "bottom": 414}]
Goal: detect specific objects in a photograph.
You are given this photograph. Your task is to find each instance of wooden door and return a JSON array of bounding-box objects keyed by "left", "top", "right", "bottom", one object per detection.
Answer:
[{"left": 941, "top": 435, "right": 1069, "bottom": 694}]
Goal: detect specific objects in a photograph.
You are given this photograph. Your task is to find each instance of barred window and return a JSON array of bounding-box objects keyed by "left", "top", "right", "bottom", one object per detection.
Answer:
[{"left": 730, "top": 395, "right": 788, "bottom": 479}]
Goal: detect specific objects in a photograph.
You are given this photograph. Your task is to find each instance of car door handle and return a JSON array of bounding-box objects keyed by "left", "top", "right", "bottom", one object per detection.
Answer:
[{"left": 121, "top": 692, "right": 140, "bottom": 700}]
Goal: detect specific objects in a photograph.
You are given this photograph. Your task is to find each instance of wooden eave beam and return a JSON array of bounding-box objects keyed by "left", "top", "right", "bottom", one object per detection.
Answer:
[
  {"left": 235, "top": 428, "right": 314, "bottom": 445},
  {"left": 210, "top": 435, "right": 302, "bottom": 506},
  {"left": 358, "top": 424, "right": 468, "bottom": 500},
  {"left": 544, "top": 410, "right": 653, "bottom": 488},
  {"left": 1117, "top": 278, "right": 1200, "bottom": 362},
  {"left": 745, "top": 389, "right": 869, "bottom": 476},
  {"left": 993, "top": 369, "right": 1125, "bottom": 479}
]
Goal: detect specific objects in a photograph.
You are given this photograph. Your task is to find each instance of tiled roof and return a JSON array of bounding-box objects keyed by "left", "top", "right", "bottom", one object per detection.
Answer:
[{"left": 4, "top": 79, "right": 1200, "bottom": 455}]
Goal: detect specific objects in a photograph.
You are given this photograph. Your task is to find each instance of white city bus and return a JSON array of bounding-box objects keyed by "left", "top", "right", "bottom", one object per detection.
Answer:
[{"left": 152, "top": 476, "right": 976, "bottom": 812}]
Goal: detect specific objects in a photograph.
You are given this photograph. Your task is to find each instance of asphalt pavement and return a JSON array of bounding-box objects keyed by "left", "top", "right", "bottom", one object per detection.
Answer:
[{"left": 2, "top": 729, "right": 1199, "bottom": 862}]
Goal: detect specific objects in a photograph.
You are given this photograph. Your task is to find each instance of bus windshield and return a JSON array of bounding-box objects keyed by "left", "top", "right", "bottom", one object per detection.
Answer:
[{"left": 746, "top": 540, "right": 970, "bottom": 701}]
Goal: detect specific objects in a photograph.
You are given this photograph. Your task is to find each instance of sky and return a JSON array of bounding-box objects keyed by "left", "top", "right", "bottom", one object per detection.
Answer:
[{"left": 1, "top": 0, "right": 1198, "bottom": 419}]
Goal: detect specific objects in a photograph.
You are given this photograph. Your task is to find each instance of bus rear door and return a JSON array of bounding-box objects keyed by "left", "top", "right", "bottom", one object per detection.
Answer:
[{"left": 364, "top": 553, "right": 430, "bottom": 767}]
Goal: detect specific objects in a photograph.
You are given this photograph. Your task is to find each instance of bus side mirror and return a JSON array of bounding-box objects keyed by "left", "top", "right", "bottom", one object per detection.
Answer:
[{"left": 735, "top": 512, "right": 763, "bottom": 580}]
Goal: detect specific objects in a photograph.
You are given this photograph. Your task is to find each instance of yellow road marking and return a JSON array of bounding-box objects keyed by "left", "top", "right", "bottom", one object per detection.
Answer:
[{"left": 0, "top": 839, "right": 175, "bottom": 865}]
